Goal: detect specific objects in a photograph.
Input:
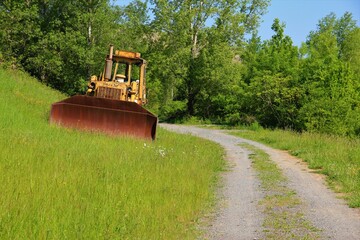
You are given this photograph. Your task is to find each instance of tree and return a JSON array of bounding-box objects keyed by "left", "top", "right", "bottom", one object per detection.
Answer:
[
  {"left": 299, "top": 13, "right": 360, "bottom": 135},
  {"left": 117, "top": 0, "right": 150, "bottom": 52},
  {"left": 192, "top": 41, "right": 246, "bottom": 124},
  {"left": 149, "top": 0, "right": 269, "bottom": 117},
  {"left": 0, "top": 0, "right": 123, "bottom": 94},
  {"left": 0, "top": 0, "right": 42, "bottom": 67},
  {"left": 342, "top": 27, "right": 360, "bottom": 77},
  {"left": 244, "top": 18, "right": 302, "bottom": 129}
]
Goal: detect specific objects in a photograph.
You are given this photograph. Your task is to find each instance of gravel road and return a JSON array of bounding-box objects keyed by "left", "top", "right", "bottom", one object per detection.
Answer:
[{"left": 160, "top": 124, "right": 360, "bottom": 240}]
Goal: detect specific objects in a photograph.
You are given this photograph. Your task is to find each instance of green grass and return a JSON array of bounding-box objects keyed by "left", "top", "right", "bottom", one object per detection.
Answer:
[
  {"left": 229, "top": 128, "right": 360, "bottom": 208},
  {"left": 0, "top": 68, "right": 225, "bottom": 239},
  {"left": 242, "top": 143, "right": 320, "bottom": 239}
]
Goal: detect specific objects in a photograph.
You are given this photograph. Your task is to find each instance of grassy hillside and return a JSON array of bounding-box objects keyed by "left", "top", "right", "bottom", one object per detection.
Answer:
[{"left": 0, "top": 68, "right": 224, "bottom": 239}]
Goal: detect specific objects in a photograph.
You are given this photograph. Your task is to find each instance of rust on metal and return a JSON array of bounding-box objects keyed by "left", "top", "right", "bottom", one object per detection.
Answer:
[{"left": 50, "top": 95, "right": 157, "bottom": 140}]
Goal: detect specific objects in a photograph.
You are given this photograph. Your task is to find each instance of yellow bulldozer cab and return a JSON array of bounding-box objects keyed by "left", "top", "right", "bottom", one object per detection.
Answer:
[{"left": 86, "top": 46, "right": 148, "bottom": 105}]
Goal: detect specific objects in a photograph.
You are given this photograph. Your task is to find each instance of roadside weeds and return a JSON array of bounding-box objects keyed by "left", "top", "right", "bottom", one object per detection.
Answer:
[{"left": 228, "top": 129, "right": 360, "bottom": 208}]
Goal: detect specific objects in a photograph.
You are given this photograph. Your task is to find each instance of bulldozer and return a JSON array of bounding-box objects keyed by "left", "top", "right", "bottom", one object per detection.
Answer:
[{"left": 50, "top": 45, "right": 158, "bottom": 140}]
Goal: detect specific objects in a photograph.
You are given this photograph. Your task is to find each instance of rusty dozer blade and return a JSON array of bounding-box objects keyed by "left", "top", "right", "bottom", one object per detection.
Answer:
[{"left": 50, "top": 95, "right": 158, "bottom": 140}]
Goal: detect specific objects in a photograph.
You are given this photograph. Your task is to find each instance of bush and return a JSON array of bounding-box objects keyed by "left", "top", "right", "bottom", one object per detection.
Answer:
[
  {"left": 248, "top": 121, "right": 263, "bottom": 131},
  {"left": 183, "top": 116, "right": 212, "bottom": 125},
  {"left": 225, "top": 113, "right": 257, "bottom": 126},
  {"left": 159, "top": 100, "right": 187, "bottom": 122},
  {"left": 225, "top": 112, "right": 242, "bottom": 126}
]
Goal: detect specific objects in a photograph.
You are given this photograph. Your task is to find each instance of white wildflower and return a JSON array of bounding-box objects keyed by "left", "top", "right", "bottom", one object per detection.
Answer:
[{"left": 159, "top": 149, "right": 166, "bottom": 157}]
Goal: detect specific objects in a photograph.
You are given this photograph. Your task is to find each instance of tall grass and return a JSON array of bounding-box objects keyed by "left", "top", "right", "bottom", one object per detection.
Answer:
[
  {"left": 229, "top": 128, "right": 360, "bottom": 208},
  {"left": 0, "top": 69, "right": 224, "bottom": 239}
]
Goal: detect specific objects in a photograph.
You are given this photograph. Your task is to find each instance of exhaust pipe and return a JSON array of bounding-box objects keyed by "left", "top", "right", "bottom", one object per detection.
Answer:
[{"left": 104, "top": 45, "right": 114, "bottom": 81}]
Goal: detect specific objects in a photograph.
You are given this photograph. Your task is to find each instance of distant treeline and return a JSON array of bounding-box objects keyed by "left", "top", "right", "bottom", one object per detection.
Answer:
[{"left": 1, "top": 0, "right": 359, "bottom": 136}]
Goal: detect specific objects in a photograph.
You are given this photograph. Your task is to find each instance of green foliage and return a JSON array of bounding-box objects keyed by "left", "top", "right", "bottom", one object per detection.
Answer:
[
  {"left": 182, "top": 116, "right": 212, "bottom": 125},
  {"left": 1, "top": 1, "right": 359, "bottom": 137},
  {"left": 148, "top": 0, "right": 269, "bottom": 116},
  {"left": 192, "top": 42, "right": 246, "bottom": 123},
  {"left": 299, "top": 13, "right": 360, "bottom": 135},
  {"left": 244, "top": 19, "right": 302, "bottom": 129},
  {"left": 159, "top": 100, "right": 188, "bottom": 122},
  {"left": 247, "top": 73, "right": 303, "bottom": 129},
  {"left": 342, "top": 27, "right": 360, "bottom": 76},
  {"left": 0, "top": 0, "right": 120, "bottom": 94},
  {"left": 225, "top": 112, "right": 242, "bottom": 126},
  {"left": 248, "top": 121, "right": 263, "bottom": 131},
  {"left": 117, "top": 0, "right": 150, "bottom": 52},
  {"left": 242, "top": 13, "right": 360, "bottom": 136}
]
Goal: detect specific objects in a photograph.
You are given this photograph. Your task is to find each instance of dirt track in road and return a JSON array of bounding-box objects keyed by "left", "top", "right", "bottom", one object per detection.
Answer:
[{"left": 160, "top": 124, "right": 360, "bottom": 240}]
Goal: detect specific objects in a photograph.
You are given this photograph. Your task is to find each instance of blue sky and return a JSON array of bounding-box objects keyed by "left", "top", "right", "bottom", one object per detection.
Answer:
[
  {"left": 259, "top": 0, "right": 360, "bottom": 46},
  {"left": 115, "top": 0, "right": 360, "bottom": 46}
]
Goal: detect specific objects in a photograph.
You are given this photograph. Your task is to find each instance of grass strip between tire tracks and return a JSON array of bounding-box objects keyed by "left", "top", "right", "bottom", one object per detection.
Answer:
[{"left": 240, "top": 143, "right": 321, "bottom": 239}]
